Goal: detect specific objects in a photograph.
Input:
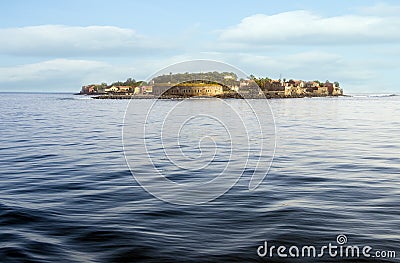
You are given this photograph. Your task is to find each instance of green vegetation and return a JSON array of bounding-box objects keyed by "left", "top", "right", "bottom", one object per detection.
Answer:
[
  {"left": 250, "top": 76, "right": 284, "bottom": 91},
  {"left": 152, "top": 72, "right": 239, "bottom": 87},
  {"left": 110, "top": 78, "right": 145, "bottom": 87}
]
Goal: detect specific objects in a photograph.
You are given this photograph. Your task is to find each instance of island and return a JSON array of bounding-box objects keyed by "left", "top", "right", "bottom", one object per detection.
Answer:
[{"left": 77, "top": 72, "right": 343, "bottom": 99}]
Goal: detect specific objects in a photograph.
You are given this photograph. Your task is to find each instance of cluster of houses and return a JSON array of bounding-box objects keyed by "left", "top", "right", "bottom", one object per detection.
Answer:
[
  {"left": 282, "top": 79, "right": 342, "bottom": 97},
  {"left": 80, "top": 84, "right": 152, "bottom": 95},
  {"left": 80, "top": 76, "right": 343, "bottom": 98},
  {"left": 217, "top": 78, "right": 343, "bottom": 97}
]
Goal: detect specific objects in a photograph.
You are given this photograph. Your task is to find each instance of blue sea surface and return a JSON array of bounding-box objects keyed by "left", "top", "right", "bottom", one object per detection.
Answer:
[{"left": 0, "top": 93, "right": 399, "bottom": 262}]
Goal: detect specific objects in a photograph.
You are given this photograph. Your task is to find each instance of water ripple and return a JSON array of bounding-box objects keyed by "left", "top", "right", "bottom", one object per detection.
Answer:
[{"left": 0, "top": 94, "right": 399, "bottom": 262}]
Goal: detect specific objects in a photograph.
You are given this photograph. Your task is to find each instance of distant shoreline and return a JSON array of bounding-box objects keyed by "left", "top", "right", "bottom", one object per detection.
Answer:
[{"left": 78, "top": 71, "right": 345, "bottom": 99}]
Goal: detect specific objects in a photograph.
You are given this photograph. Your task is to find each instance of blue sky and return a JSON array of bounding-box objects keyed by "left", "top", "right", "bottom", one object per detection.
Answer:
[{"left": 0, "top": 0, "right": 399, "bottom": 93}]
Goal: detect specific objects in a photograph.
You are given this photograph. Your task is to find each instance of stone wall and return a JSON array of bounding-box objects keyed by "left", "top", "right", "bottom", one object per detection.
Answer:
[{"left": 152, "top": 84, "right": 223, "bottom": 97}]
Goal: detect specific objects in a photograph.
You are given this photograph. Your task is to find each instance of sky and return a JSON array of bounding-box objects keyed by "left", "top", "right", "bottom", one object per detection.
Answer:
[{"left": 0, "top": 0, "right": 400, "bottom": 93}]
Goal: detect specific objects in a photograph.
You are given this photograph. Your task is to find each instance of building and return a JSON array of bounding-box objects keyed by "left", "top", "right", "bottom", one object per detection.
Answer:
[
  {"left": 152, "top": 83, "right": 224, "bottom": 97},
  {"left": 285, "top": 86, "right": 306, "bottom": 96},
  {"left": 142, "top": 86, "right": 153, "bottom": 94},
  {"left": 80, "top": 84, "right": 106, "bottom": 94},
  {"left": 116, "top": 86, "right": 131, "bottom": 93},
  {"left": 104, "top": 86, "right": 119, "bottom": 93},
  {"left": 332, "top": 87, "right": 343, "bottom": 96},
  {"left": 104, "top": 86, "right": 132, "bottom": 94},
  {"left": 285, "top": 79, "right": 305, "bottom": 88},
  {"left": 134, "top": 87, "right": 141, "bottom": 95}
]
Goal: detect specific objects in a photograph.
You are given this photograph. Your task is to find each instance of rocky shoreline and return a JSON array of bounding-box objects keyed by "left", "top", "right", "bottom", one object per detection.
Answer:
[
  {"left": 91, "top": 94, "right": 154, "bottom": 99},
  {"left": 89, "top": 93, "right": 345, "bottom": 99}
]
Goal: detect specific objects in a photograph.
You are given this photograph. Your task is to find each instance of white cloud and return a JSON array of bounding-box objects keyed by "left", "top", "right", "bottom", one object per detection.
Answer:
[
  {"left": 223, "top": 51, "right": 344, "bottom": 78},
  {"left": 0, "top": 56, "right": 203, "bottom": 91},
  {"left": 218, "top": 10, "right": 400, "bottom": 45},
  {"left": 206, "top": 51, "right": 382, "bottom": 92},
  {"left": 0, "top": 59, "right": 139, "bottom": 91},
  {"left": 0, "top": 25, "right": 169, "bottom": 56},
  {"left": 0, "top": 59, "right": 106, "bottom": 82},
  {"left": 358, "top": 3, "right": 400, "bottom": 16}
]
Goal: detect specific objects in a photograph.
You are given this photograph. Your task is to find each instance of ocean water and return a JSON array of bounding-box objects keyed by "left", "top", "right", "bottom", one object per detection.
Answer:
[{"left": 0, "top": 93, "right": 399, "bottom": 262}]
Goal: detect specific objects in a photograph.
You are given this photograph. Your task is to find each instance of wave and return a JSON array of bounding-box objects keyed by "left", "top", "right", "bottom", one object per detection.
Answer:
[
  {"left": 72, "top": 96, "right": 94, "bottom": 100},
  {"left": 350, "top": 94, "right": 398, "bottom": 98}
]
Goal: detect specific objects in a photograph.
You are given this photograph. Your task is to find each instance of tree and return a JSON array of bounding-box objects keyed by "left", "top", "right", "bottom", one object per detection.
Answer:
[{"left": 123, "top": 78, "right": 136, "bottom": 86}]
